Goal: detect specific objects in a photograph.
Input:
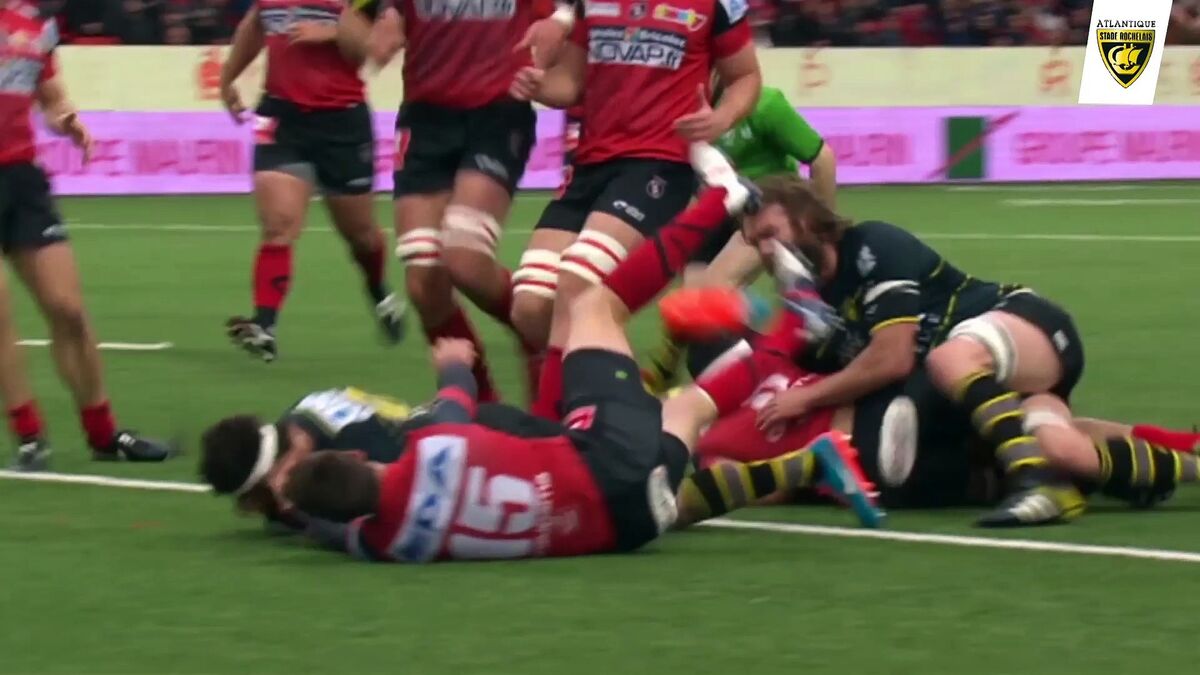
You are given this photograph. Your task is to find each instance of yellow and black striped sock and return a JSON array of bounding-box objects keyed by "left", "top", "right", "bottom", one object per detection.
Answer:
[
  {"left": 955, "top": 369, "right": 1048, "bottom": 475},
  {"left": 676, "top": 450, "right": 818, "bottom": 527},
  {"left": 1094, "top": 437, "right": 1200, "bottom": 507}
]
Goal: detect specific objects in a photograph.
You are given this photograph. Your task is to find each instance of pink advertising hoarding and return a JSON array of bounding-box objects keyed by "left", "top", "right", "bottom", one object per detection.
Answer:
[
  {"left": 983, "top": 106, "right": 1200, "bottom": 181},
  {"left": 36, "top": 110, "right": 568, "bottom": 195},
  {"left": 33, "top": 106, "right": 1200, "bottom": 195}
]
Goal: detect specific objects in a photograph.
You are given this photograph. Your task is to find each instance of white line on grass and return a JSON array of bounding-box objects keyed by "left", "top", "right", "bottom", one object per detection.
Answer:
[
  {"left": 3, "top": 469, "right": 1200, "bottom": 564},
  {"left": 58, "top": 222, "right": 1200, "bottom": 243},
  {"left": 1005, "top": 198, "right": 1200, "bottom": 207},
  {"left": 17, "top": 339, "right": 173, "bottom": 351},
  {"left": 947, "top": 184, "right": 1199, "bottom": 193}
]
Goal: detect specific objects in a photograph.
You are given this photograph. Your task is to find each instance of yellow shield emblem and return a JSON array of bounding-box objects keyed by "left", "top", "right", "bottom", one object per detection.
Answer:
[{"left": 1096, "top": 28, "right": 1154, "bottom": 89}]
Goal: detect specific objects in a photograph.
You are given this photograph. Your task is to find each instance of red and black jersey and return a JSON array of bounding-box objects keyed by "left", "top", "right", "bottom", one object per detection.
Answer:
[
  {"left": 399, "top": 0, "right": 554, "bottom": 109},
  {"left": 258, "top": 0, "right": 369, "bottom": 110},
  {"left": 570, "top": 0, "right": 752, "bottom": 165},
  {"left": 0, "top": 0, "right": 57, "bottom": 165},
  {"left": 346, "top": 422, "right": 618, "bottom": 561}
]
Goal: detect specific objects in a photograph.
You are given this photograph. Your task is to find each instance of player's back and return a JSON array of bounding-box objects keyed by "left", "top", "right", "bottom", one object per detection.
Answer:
[
  {"left": 282, "top": 387, "right": 412, "bottom": 462},
  {"left": 350, "top": 421, "right": 617, "bottom": 562},
  {"left": 574, "top": 0, "right": 751, "bottom": 165},
  {"left": 400, "top": 0, "right": 550, "bottom": 108},
  {"left": 258, "top": 0, "right": 367, "bottom": 109}
]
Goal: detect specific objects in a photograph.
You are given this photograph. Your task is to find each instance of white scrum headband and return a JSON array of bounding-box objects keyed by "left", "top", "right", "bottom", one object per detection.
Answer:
[{"left": 234, "top": 424, "right": 280, "bottom": 496}]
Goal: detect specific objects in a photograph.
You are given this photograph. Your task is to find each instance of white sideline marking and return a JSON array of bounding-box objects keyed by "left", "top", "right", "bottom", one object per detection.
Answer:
[
  {"left": 1005, "top": 198, "right": 1200, "bottom": 207},
  {"left": 59, "top": 222, "right": 1200, "bottom": 243},
  {"left": 2, "top": 469, "right": 1199, "bottom": 564},
  {"left": 17, "top": 339, "right": 173, "bottom": 351},
  {"left": 947, "top": 184, "right": 1199, "bottom": 193}
]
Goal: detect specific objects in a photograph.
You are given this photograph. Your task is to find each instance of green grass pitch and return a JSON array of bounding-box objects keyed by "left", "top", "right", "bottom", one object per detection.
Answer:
[{"left": 3, "top": 184, "right": 1200, "bottom": 674}]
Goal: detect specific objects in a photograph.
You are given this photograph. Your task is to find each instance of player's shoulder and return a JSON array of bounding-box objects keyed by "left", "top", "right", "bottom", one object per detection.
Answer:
[{"left": 838, "top": 221, "right": 921, "bottom": 276}]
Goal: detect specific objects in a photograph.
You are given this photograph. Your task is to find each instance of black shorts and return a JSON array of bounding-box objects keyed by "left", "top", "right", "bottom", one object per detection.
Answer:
[
  {"left": 690, "top": 215, "right": 740, "bottom": 265},
  {"left": 536, "top": 158, "right": 695, "bottom": 236},
  {"left": 393, "top": 99, "right": 535, "bottom": 197},
  {"left": 853, "top": 368, "right": 979, "bottom": 509},
  {"left": 561, "top": 349, "right": 690, "bottom": 552},
  {"left": 253, "top": 97, "right": 375, "bottom": 196},
  {"left": 0, "top": 163, "right": 66, "bottom": 254},
  {"left": 992, "top": 289, "right": 1085, "bottom": 401}
]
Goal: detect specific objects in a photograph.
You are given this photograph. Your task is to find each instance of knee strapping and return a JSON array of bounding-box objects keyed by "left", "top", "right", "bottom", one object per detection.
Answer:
[
  {"left": 441, "top": 205, "right": 501, "bottom": 258},
  {"left": 947, "top": 317, "right": 1017, "bottom": 383},
  {"left": 396, "top": 228, "right": 442, "bottom": 268},
  {"left": 559, "top": 231, "right": 628, "bottom": 285},
  {"left": 512, "top": 249, "right": 561, "bottom": 299}
]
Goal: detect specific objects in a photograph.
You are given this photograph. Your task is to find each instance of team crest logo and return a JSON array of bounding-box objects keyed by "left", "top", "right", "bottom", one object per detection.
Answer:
[
  {"left": 629, "top": 1, "right": 647, "bottom": 19},
  {"left": 646, "top": 175, "right": 666, "bottom": 199},
  {"left": 1096, "top": 27, "right": 1154, "bottom": 88},
  {"left": 653, "top": 4, "right": 706, "bottom": 31},
  {"left": 856, "top": 245, "right": 876, "bottom": 276}
]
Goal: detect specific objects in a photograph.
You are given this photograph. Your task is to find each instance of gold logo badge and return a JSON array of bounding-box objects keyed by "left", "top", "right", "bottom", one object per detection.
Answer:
[{"left": 1096, "top": 28, "right": 1154, "bottom": 88}]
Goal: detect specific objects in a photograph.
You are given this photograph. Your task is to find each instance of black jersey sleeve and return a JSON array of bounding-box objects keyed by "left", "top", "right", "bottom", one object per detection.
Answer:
[{"left": 846, "top": 222, "right": 924, "bottom": 334}]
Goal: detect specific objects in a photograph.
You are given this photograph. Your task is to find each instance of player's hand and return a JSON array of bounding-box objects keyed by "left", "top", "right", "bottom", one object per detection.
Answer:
[
  {"left": 59, "top": 112, "right": 93, "bottom": 164},
  {"left": 289, "top": 21, "right": 337, "bottom": 44},
  {"left": 432, "top": 338, "right": 477, "bottom": 369},
  {"left": 368, "top": 7, "right": 405, "bottom": 66},
  {"left": 674, "top": 84, "right": 732, "bottom": 143},
  {"left": 220, "top": 81, "right": 246, "bottom": 124},
  {"left": 756, "top": 389, "right": 810, "bottom": 430},
  {"left": 515, "top": 16, "right": 569, "bottom": 68},
  {"left": 510, "top": 66, "right": 545, "bottom": 101}
]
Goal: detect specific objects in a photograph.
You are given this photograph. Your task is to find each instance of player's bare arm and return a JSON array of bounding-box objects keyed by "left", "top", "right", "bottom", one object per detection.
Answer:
[
  {"left": 677, "top": 44, "right": 760, "bottom": 142},
  {"left": 34, "top": 76, "right": 90, "bottom": 161},
  {"left": 511, "top": 41, "right": 584, "bottom": 108},
  {"left": 808, "top": 144, "right": 837, "bottom": 209},
  {"left": 515, "top": 2, "right": 574, "bottom": 67},
  {"left": 220, "top": 5, "right": 265, "bottom": 122},
  {"left": 757, "top": 322, "right": 917, "bottom": 429}
]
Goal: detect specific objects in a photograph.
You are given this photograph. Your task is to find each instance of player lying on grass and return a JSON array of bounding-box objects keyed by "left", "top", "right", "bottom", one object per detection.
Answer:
[
  {"left": 664, "top": 174, "right": 1095, "bottom": 527},
  {"left": 199, "top": 386, "right": 568, "bottom": 528},
  {"left": 1, "top": 0, "right": 172, "bottom": 470},
  {"left": 221, "top": 0, "right": 403, "bottom": 363},
  {"left": 683, "top": 351, "right": 1200, "bottom": 515},
  {"left": 275, "top": 150, "right": 883, "bottom": 562},
  {"left": 643, "top": 76, "right": 837, "bottom": 394}
]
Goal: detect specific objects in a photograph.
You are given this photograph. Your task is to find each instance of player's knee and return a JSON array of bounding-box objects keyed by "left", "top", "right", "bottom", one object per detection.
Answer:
[
  {"left": 259, "top": 209, "right": 304, "bottom": 245},
  {"left": 572, "top": 284, "right": 625, "bottom": 326},
  {"left": 440, "top": 205, "right": 500, "bottom": 262},
  {"left": 43, "top": 298, "right": 89, "bottom": 340},
  {"left": 928, "top": 323, "right": 1006, "bottom": 391},
  {"left": 403, "top": 267, "right": 450, "bottom": 318},
  {"left": 510, "top": 295, "right": 553, "bottom": 349}
]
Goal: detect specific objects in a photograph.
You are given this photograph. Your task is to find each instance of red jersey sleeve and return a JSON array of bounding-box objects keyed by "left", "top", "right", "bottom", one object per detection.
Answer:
[{"left": 711, "top": 0, "right": 752, "bottom": 59}]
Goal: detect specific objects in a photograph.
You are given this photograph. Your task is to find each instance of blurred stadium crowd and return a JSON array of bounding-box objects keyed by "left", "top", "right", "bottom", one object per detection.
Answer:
[{"left": 38, "top": 0, "right": 1200, "bottom": 47}]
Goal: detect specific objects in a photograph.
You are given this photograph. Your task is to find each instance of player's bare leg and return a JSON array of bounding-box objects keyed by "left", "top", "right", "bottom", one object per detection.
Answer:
[
  {"left": 531, "top": 212, "right": 643, "bottom": 419},
  {"left": 926, "top": 311, "right": 1086, "bottom": 527},
  {"left": 11, "top": 243, "right": 172, "bottom": 462},
  {"left": 440, "top": 170, "right": 541, "bottom": 400},
  {"left": 0, "top": 262, "right": 49, "bottom": 470},
  {"left": 1022, "top": 394, "right": 1200, "bottom": 509},
  {"left": 395, "top": 192, "right": 500, "bottom": 401},
  {"left": 324, "top": 192, "right": 404, "bottom": 343},
  {"left": 228, "top": 170, "right": 312, "bottom": 362}
]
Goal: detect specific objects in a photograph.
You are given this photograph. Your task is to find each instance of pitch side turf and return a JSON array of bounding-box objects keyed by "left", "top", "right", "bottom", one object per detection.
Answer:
[{"left": 2, "top": 183, "right": 1199, "bottom": 674}]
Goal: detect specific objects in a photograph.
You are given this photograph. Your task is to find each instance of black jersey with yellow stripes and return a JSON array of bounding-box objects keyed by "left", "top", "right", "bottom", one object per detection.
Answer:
[
  {"left": 279, "top": 387, "right": 414, "bottom": 463},
  {"left": 818, "top": 221, "right": 1008, "bottom": 366}
]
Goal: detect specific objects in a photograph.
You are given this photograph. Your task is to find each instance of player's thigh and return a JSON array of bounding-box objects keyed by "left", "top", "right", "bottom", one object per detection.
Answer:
[
  {"left": 661, "top": 387, "right": 718, "bottom": 453},
  {"left": 394, "top": 192, "right": 454, "bottom": 312},
  {"left": 564, "top": 283, "right": 634, "bottom": 358},
  {"left": 557, "top": 210, "right": 646, "bottom": 302},
  {"left": 459, "top": 99, "right": 536, "bottom": 202},
  {"left": 990, "top": 292, "right": 1085, "bottom": 398},
  {"left": 323, "top": 192, "right": 378, "bottom": 247},
  {"left": 309, "top": 103, "right": 376, "bottom": 199},
  {"left": 10, "top": 242, "right": 88, "bottom": 331},
  {"left": 0, "top": 165, "right": 84, "bottom": 320},
  {"left": 440, "top": 170, "right": 515, "bottom": 276},
  {"left": 253, "top": 134, "right": 315, "bottom": 242},
  {"left": 510, "top": 227, "right": 576, "bottom": 340}
]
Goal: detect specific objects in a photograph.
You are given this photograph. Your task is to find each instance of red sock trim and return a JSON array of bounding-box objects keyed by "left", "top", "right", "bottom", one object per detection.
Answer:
[
  {"left": 8, "top": 401, "right": 44, "bottom": 441},
  {"left": 80, "top": 400, "right": 117, "bottom": 450}
]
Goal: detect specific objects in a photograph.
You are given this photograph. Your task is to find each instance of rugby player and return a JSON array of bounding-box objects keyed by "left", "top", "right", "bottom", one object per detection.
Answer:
[
  {"left": 220, "top": 0, "right": 402, "bottom": 363},
  {"left": 672, "top": 175, "right": 1091, "bottom": 527},
  {"left": 0, "top": 0, "right": 172, "bottom": 469},
  {"left": 508, "top": 0, "right": 762, "bottom": 420},
  {"left": 278, "top": 148, "right": 883, "bottom": 562},
  {"left": 341, "top": 0, "right": 558, "bottom": 403},
  {"left": 644, "top": 79, "right": 837, "bottom": 393}
]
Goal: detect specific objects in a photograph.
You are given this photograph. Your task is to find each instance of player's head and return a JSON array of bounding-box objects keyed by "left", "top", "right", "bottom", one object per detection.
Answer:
[
  {"left": 284, "top": 450, "right": 382, "bottom": 523},
  {"left": 199, "top": 415, "right": 291, "bottom": 507},
  {"left": 744, "top": 174, "right": 848, "bottom": 279}
]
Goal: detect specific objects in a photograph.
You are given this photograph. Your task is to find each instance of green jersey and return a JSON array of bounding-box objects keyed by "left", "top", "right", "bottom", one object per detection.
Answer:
[{"left": 714, "top": 87, "right": 825, "bottom": 180}]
